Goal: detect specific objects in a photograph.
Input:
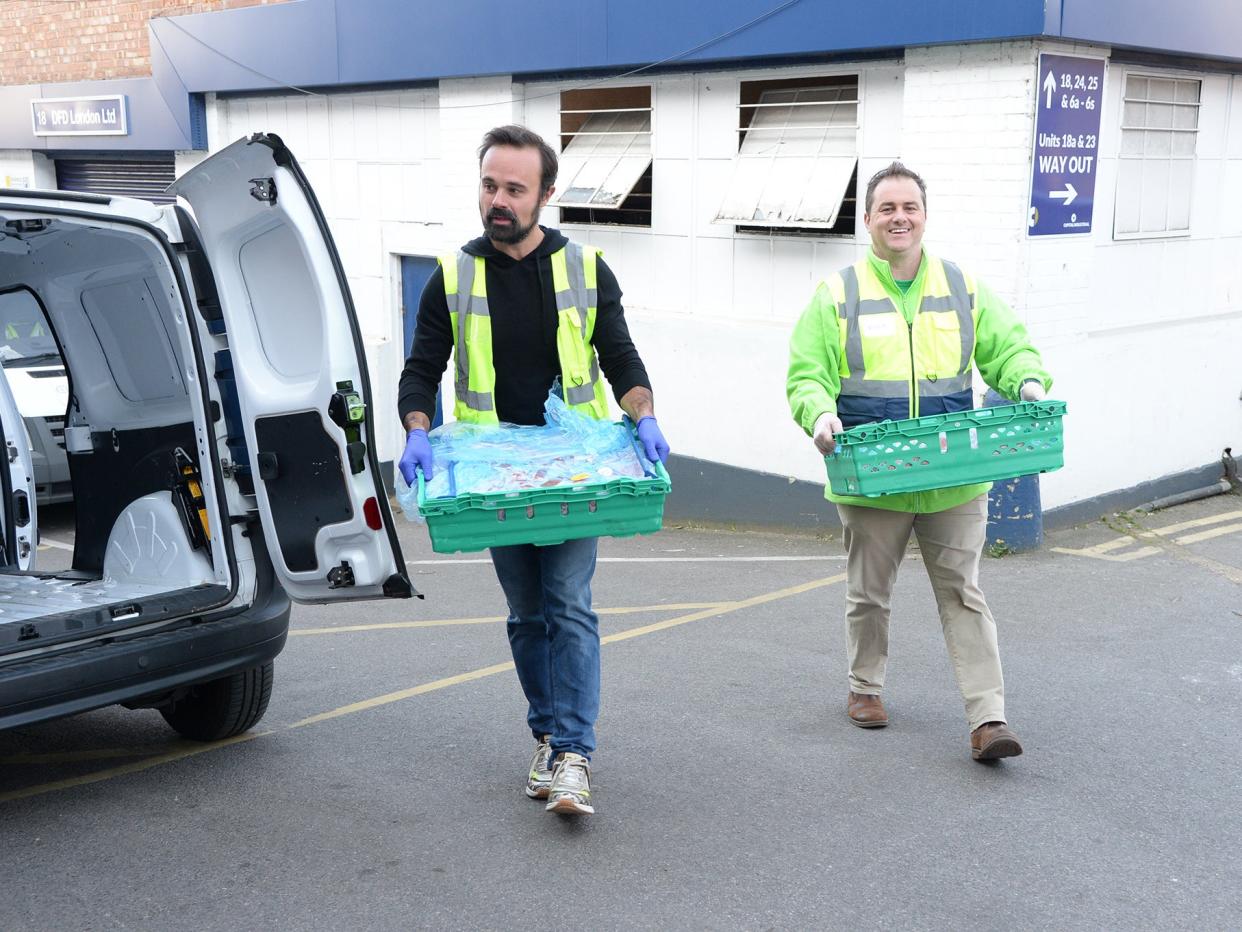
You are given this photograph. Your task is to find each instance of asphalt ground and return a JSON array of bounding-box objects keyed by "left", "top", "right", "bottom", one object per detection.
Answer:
[{"left": 2, "top": 492, "right": 1240, "bottom": 930}]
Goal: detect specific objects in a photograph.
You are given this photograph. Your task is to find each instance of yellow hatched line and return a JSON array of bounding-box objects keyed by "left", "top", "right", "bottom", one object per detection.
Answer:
[
  {"left": 1173, "top": 523, "right": 1242, "bottom": 546},
  {"left": 1, "top": 574, "right": 845, "bottom": 802},
  {"left": 1052, "top": 510, "right": 1242, "bottom": 562},
  {"left": 289, "top": 603, "right": 729, "bottom": 637},
  {"left": 1050, "top": 544, "right": 1161, "bottom": 562}
]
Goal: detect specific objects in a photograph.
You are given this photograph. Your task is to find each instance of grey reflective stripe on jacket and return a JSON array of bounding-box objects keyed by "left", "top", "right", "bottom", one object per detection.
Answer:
[
  {"left": 447, "top": 253, "right": 495, "bottom": 413},
  {"left": 837, "top": 260, "right": 975, "bottom": 397},
  {"left": 447, "top": 244, "right": 601, "bottom": 412},
  {"left": 552, "top": 241, "right": 601, "bottom": 407}
]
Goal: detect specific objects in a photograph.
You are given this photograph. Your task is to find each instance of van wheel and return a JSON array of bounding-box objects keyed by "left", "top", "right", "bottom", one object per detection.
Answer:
[{"left": 160, "top": 662, "right": 274, "bottom": 741}]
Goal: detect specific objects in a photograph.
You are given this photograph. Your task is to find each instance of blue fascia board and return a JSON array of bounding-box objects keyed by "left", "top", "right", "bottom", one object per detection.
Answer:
[
  {"left": 198, "top": 0, "right": 1051, "bottom": 89},
  {"left": 6, "top": 0, "right": 1242, "bottom": 153},
  {"left": 0, "top": 76, "right": 196, "bottom": 151},
  {"left": 149, "top": 1, "right": 338, "bottom": 93},
  {"left": 1060, "top": 0, "right": 1242, "bottom": 64}
]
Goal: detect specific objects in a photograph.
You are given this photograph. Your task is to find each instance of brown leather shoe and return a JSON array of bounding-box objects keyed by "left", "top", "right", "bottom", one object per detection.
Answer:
[
  {"left": 971, "top": 722, "right": 1023, "bottom": 760},
  {"left": 847, "top": 691, "right": 888, "bottom": 728}
]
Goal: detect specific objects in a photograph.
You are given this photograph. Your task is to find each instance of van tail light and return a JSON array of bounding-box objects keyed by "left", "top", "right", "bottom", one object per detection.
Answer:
[{"left": 363, "top": 496, "right": 383, "bottom": 530}]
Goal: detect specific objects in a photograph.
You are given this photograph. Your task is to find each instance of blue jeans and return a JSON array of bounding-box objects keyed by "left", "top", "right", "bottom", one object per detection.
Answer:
[{"left": 489, "top": 537, "right": 600, "bottom": 760}]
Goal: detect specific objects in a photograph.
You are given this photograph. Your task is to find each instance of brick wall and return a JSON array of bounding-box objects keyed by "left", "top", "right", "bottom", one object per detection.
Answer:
[{"left": 0, "top": 0, "right": 287, "bottom": 85}]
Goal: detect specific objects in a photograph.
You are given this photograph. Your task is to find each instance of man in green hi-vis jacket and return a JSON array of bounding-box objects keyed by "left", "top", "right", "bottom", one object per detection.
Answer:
[{"left": 787, "top": 161, "right": 1052, "bottom": 761}]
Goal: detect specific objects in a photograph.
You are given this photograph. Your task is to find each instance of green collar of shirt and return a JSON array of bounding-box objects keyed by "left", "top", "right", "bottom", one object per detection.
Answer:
[{"left": 866, "top": 249, "right": 928, "bottom": 321}]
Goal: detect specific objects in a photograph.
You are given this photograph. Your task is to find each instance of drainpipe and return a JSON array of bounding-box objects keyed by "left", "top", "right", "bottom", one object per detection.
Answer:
[{"left": 1137, "top": 447, "right": 1238, "bottom": 512}]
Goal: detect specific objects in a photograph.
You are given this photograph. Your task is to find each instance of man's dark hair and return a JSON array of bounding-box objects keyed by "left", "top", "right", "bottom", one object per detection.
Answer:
[
  {"left": 478, "top": 125, "right": 558, "bottom": 195},
  {"left": 865, "top": 161, "right": 928, "bottom": 214}
]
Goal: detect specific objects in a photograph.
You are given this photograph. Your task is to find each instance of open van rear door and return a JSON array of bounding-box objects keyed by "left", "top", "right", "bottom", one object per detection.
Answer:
[
  {"left": 0, "top": 366, "right": 36, "bottom": 572},
  {"left": 169, "top": 134, "right": 411, "bottom": 603}
]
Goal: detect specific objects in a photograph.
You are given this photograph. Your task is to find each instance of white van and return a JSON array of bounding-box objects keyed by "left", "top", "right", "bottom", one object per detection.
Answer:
[{"left": 0, "top": 134, "right": 414, "bottom": 739}]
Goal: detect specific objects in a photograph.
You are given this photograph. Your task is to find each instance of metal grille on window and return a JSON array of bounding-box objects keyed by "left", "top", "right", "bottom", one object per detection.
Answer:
[
  {"left": 554, "top": 86, "right": 652, "bottom": 227},
  {"left": 715, "top": 76, "right": 859, "bottom": 234},
  {"left": 1115, "top": 75, "right": 1200, "bottom": 236}
]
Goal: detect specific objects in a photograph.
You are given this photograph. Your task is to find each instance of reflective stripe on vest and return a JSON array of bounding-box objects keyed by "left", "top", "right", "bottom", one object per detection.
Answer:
[
  {"left": 441, "top": 241, "right": 609, "bottom": 424},
  {"left": 837, "top": 258, "right": 975, "bottom": 403}
]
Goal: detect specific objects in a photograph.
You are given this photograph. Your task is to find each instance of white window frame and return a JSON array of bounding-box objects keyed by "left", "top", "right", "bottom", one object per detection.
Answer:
[
  {"left": 1113, "top": 70, "right": 1201, "bottom": 240},
  {"left": 715, "top": 74, "right": 860, "bottom": 234}
]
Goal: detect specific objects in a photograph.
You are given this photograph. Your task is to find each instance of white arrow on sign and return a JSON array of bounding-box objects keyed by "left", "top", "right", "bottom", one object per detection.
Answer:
[
  {"left": 1043, "top": 71, "right": 1057, "bottom": 108},
  {"left": 1050, "top": 182, "right": 1078, "bottom": 205}
]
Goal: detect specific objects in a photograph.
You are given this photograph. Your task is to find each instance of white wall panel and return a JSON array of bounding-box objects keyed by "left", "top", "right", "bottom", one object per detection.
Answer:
[
  {"left": 695, "top": 75, "right": 740, "bottom": 159},
  {"left": 653, "top": 77, "right": 695, "bottom": 159},
  {"left": 305, "top": 96, "right": 331, "bottom": 159},
  {"left": 651, "top": 157, "right": 692, "bottom": 235},
  {"left": 648, "top": 234, "right": 692, "bottom": 314},
  {"left": 328, "top": 97, "right": 357, "bottom": 159},
  {"left": 691, "top": 236, "right": 735, "bottom": 318},
  {"left": 770, "top": 237, "right": 818, "bottom": 324},
  {"left": 730, "top": 236, "right": 775, "bottom": 321}
]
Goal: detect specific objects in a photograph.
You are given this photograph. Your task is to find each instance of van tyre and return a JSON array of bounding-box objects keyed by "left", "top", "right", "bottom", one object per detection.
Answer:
[{"left": 160, "top": 662, "right": 274, "bottom": 741}]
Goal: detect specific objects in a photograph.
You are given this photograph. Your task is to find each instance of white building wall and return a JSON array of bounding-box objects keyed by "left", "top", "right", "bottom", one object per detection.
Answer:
[
  {"left": 1022, "top": 54, "right": 1242, "bottom": 507},
  {"left": 200, "top": 43, "right": 1242, "bottom": 511},
  {"left": 0, "top": 149, "right": 55, "bottom": 189}
]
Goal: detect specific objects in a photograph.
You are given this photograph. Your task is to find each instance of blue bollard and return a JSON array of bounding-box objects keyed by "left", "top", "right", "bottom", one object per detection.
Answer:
[{"left": 983, "top": 389, "right": 1044, "bottom": 553}]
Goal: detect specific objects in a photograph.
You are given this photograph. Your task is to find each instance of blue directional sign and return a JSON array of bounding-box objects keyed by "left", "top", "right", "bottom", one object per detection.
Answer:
[{"left": 1028, "top": 54, "right": 1105, "bottom": 236}]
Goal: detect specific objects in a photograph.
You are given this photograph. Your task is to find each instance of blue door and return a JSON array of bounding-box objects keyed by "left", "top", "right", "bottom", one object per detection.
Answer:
[{"left": 400, "top": 255, "right": 443, "bottom": 429}]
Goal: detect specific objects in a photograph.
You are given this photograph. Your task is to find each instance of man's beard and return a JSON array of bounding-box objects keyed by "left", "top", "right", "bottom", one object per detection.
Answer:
[{"left": 484, "top": 205, "right": 540, "bottom": 244}]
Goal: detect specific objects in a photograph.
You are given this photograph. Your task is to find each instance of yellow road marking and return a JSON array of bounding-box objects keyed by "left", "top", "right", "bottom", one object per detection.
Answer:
[
  {"left": 0, "top": 743, "right": 200, "bottom": 766},
  {"left": 289, "top": 603, "right": 729, "bottom": 637},
  {"left": 0, "top": 732, "right": 269, "bottom": 804},
  {"left": 602, "top": 574, "right": 847, "bottom": 645},
  {"left": 291, "top": 577, "right": 842, "bottom": 728},
  {"left": 1052, "top": 510, "right": 1242, "bottom": 563},
  {"left": 3, "top": 574, "right": 845, "bottom": 802},
  {"left": 1051, "top": 544, "right": 1161, "bottom": 562},
  {"left": 289, "top": 661, "right": 517, "bottom": 728},
  {"left": 1158, "top": 510, "right": 1242, "bottom": 534},
  {"left": 1173, "top": 522, "right": 1242, "bottom": 546}
]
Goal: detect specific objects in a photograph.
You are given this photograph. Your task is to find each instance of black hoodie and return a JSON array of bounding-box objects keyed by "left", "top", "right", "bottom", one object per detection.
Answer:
[{"left": 397, "top": 227, "right": 652, "bottom": 427}]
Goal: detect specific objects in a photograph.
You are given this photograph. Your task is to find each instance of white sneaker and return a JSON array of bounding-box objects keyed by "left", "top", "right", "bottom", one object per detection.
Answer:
[
  {"left": 545, "top": 752, "right": 594, "bottom": 815},
  {"left": 524, "top": 736, "right": 554, "bottom": 799}
]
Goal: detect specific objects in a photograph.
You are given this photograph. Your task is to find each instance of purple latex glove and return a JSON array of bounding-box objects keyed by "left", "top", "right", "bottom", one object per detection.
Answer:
[
  {"left": 636, "top": 416, "right": 670, "bottom": 465},
  {"left": 399, "top": 428, "right": 434, "bottom": 484}
]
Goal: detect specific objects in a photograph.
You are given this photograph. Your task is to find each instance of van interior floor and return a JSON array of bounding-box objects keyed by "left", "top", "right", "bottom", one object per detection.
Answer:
[{"left": 0, "top": 574, "right": 230, "bottom": 655}]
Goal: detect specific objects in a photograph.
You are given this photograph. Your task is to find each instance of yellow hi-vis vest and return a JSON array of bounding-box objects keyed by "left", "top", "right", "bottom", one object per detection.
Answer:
[
  {"left": 831, "top": 255, "right": 976, "bottom": 426},
  {"left": 439, "top": 241, "right": 610, "bottom": 424}
]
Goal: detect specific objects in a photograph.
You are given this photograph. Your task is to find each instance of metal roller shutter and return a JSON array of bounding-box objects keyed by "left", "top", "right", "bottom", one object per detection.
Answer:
[{"left": 54, "top": 156, "right": 176, "bottom": 204}]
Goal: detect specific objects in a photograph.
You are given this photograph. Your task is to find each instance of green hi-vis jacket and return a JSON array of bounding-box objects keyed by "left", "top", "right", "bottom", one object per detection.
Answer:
[
  {"left": 787, "top": 249, "right": 1052, "bottom": 514},
  {"left": 440, "top": 240, "right": 611, "bottom": 424}
]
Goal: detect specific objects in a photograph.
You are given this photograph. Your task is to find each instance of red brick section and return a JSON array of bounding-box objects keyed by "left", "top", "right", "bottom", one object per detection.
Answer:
[{"left": 0, "top": 0, "right": 291, "bottom": 85}]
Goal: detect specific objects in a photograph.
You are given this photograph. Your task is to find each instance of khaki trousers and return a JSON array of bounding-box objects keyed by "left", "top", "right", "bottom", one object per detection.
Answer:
[{"left": 836, "top": 494, "right": 1005, "bottom": 730}]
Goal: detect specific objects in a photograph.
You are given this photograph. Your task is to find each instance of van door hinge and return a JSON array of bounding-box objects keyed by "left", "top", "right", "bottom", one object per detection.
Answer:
[
  {"left": 249, "top": 177, "right": 277, "bottom": 204},
  {"left": 327, "top": 561, "right": 355, "bottom": 589}
]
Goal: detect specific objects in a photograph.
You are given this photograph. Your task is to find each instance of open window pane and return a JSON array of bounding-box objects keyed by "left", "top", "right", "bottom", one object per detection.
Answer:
[
  {"left": 552, "top": 115, "right": 651, "bottom": 209},
  {"left": 716, "top": 76, "right": 859, "bottom": 233},
  {"left": 551, "top": 90, "right": 652, "bottom": 214}
]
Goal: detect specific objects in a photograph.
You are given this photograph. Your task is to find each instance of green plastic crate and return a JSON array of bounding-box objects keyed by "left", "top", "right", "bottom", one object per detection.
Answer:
[
  {"left": 417, "top": 432, "right": 671, "bottom": 554},
  {"left": 825, "top": 400, "right": 1067, "bottom": 497}
]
